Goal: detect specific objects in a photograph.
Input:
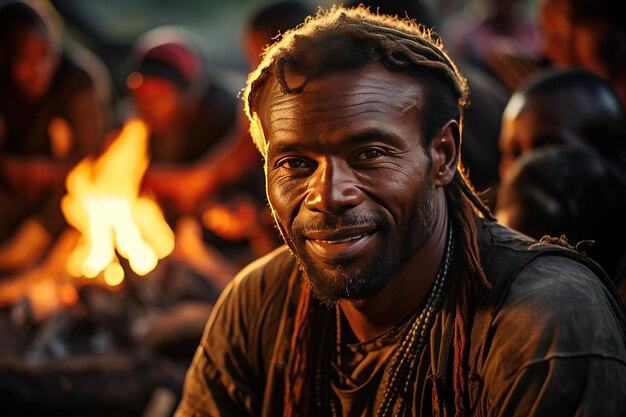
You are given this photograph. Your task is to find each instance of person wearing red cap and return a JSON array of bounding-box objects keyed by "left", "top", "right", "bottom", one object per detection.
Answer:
[
  {"left": 127, "top": 28, "right": 238, "bottom": 167},
  {"left": 127, "top": 27, "right": 279, "bottom": 278},
  {"left": 0, "top": 1, "right": 112, "bottom": 273}
]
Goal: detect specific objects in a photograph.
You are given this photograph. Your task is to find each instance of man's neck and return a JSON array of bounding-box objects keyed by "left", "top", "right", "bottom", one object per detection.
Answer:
[{"left": 338, "top": 189, "right": 449, "bottom": 342}]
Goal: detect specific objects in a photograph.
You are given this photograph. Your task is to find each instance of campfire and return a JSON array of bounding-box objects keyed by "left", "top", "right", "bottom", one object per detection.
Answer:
[
  {"left": 0, "top": 112, "right": 268, "bottom": 417},
  {"left": 61, "top": 119, "right": 174, "bottom": 286}
]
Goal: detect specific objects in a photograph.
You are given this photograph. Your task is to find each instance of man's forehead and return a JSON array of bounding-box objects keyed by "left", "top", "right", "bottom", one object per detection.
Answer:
[
  {"left": 265, "top": 63, "right": 421, "bottom": 96},
  {"left": 256, "top": 63, "right": 424, "bottom": 130}
]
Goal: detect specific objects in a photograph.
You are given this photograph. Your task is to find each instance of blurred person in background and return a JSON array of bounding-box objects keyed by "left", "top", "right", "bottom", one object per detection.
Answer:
[
  {"left": 496, "top": 145, "right": 626, "bottom": 301},
  {"left": 127, "top": 28, "right": 238, "bottom": 169},
  {"left": 498, "top": 68, "right": 626, "bottom": 178},
  {"left": 441, "top": 0, "right": 544, "bottom": 92},
  {"left": 244, "top": 0, "right": 315, "bottom": 69},
  {"left": 0, "top": 0, "right": 112, "bottom": 274},
  {"left": 124, "top": 26, "right": 265, "bottom": 292},
  {"left": 539, "top": 0, "right": 626, "bottom": 109},
  {"left": 496, "top": 68, "right": 626, "bottom": 293}
]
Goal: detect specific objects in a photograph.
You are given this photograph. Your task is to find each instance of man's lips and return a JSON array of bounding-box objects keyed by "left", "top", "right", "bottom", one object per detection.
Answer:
[
  {"left": 304, "top": 226, "right": 377, "bottom": 260},
  {"left": 305, "top": 224, "right": 375, "bottom": 241},
  {"left": 311, "top": 233, "right": 370, "bottom": 244}
]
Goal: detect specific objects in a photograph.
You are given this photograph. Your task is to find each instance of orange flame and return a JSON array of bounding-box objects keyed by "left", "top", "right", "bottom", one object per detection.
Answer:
[{"left": 61, "top": 119, "right": 174, "bottom": 284}]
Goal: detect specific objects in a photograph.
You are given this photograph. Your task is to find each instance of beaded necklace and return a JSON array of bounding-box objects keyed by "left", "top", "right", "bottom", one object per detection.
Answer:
[{"left": 317, "top": 220, "right": 455, "bottom": 417}]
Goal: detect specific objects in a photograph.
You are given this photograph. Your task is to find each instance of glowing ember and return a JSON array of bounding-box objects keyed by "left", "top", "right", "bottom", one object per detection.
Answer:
[{"left": 61, "top": 119, "right": 174, "bottom": 283}]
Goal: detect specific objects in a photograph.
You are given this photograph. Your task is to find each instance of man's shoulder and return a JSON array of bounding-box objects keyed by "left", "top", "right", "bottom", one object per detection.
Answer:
[
  {"left": 475, "top": 219, "right": 626, "bottom": 341},
  {"left": 474, "top": 219, "right": 620, "bottom": 314},
  {"left": 479, "top": 222, "right": 626, "bottom": 349},
  {"left": 476, "top": 220, "right": 614, "bottom": 295},
  {"left": 475, "top": 227, "right": 626, "bottom": 415},
  {"left": 488, "top": 254, "right": 626, "bottom": 369},
  {"left": 477, "top": 219, "right": 536, "bottom": 252},
  {"left": 509, "top": 254, "right": 616, "bottom": 312}
]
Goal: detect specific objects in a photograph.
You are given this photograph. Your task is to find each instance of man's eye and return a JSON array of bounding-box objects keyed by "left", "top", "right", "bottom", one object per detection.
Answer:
[
  {"left": 279, "top": 158, "right": 307, "bottom": 169},
  {"left": 356, "top": 149, "right": 383, "bottom": 160}
]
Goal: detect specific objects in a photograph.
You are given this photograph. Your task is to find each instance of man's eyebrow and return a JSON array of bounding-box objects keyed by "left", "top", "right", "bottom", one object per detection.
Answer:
[
  {"left": 267, "top": 142, "right": 307, "bottom": 157},
  {"left": 339, "top": 130, "right": 405, "bottom": 150}
]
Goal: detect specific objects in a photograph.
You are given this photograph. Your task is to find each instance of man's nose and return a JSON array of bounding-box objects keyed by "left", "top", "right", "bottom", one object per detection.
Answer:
[{"left": 305, "top": 158, "right": 363, "bottom": 214}]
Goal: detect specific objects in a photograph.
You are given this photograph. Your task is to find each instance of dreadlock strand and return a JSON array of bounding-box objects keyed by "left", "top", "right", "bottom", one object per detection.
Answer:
[
  {"left": 449, "top": 177, "right": 492, "bottom": 293},
  {"left": 284, "top": 283, "right": 312, "bottom": 417},
  {"left": 453, "top": 269, "right": 471, "bottom": 417},
  {"left": 446, "top": 178, "right": 491, "bottom": 417},
  {"left": 455, "top": 169, "right": 495, "bottom": 221}
]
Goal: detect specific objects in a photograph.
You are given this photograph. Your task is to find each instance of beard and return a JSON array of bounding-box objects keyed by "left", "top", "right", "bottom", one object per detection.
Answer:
[{"left": 278, "top": 183, "right": 437, "bottom": 305}]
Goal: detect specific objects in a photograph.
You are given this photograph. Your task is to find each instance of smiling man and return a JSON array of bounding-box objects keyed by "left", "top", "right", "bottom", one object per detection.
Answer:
[{"left": 175, "top": 7, "right": 626, "bottom": 417}]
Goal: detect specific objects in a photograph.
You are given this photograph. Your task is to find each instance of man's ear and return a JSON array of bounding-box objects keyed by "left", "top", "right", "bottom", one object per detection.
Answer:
[{"left": 430, "top": 119, "right": 460, "bottom": 187}]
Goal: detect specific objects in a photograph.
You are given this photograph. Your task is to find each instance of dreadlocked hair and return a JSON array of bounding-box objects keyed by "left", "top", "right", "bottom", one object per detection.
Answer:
[
  {"left": 243, "top": 5, "right": 471, "bottom": 157},
  {"left": 283, "top": 281, "right": 313, "bottom": 416},
  {"left": 242, "top": 6, "right": 495, "bottom": 417},
  {"left": 446, "top": 167, "right": 493, "bottom": 417}
]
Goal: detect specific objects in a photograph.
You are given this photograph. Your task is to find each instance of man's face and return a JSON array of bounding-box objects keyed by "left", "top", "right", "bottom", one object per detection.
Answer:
[{"left": 259, "top": 64, "right": 439, "bottom": 304}]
